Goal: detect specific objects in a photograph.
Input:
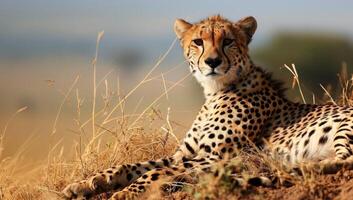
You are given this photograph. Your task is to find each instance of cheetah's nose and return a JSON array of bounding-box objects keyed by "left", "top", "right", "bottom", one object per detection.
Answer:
[{"left": 205, "top": 57, "right": 222, "bottom": 69}]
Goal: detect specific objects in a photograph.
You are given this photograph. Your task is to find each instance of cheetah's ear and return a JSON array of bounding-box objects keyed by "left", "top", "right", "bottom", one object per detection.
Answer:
[
  {"left": 174, "top": 19, "right": 192, "bottom": 39},
  {"left": 235, "top": 16, "right": 257, "bottom": 44}
]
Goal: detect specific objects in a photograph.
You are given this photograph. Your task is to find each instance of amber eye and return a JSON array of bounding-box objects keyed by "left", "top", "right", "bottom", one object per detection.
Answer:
[
  {"left": 223, "top": 38, "right": 234, "bottom": 46},
  {"left": 193, "top": 39, "right": 203, "bottom": 46}
]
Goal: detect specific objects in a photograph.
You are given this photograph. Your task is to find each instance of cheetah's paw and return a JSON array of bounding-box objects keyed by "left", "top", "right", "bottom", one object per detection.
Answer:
[{"left": 62, "top": 181, "right": 93, "bottom": 200}]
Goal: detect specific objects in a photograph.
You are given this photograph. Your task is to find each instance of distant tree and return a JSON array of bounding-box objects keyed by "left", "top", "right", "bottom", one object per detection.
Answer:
[{"left": 253, "top": 32, "right": 353, "bottom": 100}]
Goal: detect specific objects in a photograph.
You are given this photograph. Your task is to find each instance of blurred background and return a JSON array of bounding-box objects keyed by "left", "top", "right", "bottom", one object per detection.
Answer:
[{"left": 1, "top": 0, "right": 353, "bottom": 160}]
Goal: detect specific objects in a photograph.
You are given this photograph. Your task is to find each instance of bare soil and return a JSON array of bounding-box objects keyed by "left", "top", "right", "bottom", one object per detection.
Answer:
[{"left": 165, "top": 170, "right": 353, "bottom": 200}]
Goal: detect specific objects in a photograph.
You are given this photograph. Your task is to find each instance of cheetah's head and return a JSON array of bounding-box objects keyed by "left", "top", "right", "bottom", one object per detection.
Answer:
[{"left": 174, "top": 15, "right": 257, "bottom": 94}]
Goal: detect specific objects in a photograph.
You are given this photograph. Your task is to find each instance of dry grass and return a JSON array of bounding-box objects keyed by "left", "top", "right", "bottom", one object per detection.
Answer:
[
  {"left": 0, "top": 33, "right": 353, "bottom": 200},
  {"left": 0, "top": 32, "right": 181, "bottom": 200}
]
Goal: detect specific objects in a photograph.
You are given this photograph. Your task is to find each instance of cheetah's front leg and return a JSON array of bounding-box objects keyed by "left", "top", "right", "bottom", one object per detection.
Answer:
[
  {"left": 62, "top": 165, "right": 133, "bottom": 199},
  {"left": 109, "top": 167, "right": 188, "bottom": 200},
  {"left": 109, "top": 155, "right": 221, "bottom": 199},
  {"left": 62, "top": 158, "right": 173, "bottom": 199}
]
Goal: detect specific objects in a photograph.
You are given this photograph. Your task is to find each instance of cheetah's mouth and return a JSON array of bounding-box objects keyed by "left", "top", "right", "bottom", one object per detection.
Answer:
[{"left": 205, "top": 70, "right": 220, "bottom": 77}]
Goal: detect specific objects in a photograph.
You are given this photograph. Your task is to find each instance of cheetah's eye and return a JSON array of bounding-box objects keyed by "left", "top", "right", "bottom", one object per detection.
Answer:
[
  {"left": 223, "top": 38, "right": 234, "bottom": 46},
  {"left": 193, "top": 39, "right": 203, "bottom": 46}
]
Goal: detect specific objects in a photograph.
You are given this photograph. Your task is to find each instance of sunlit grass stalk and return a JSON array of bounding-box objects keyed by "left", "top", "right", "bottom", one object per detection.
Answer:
[
  {"left": 319, "top": 84, "right": 337, "bottom": 105},
  {"left": 91, "top": 31, "right": 105, "bottom": 138},
  {"left": 0, "top": 106, "right": 27, "bottom": 158},
  {"left": 284, "top": 64, "right": 307, "bottom": 104},
  {"left": 102, "top": 38, "right": 178, "bottom": 125},
  {"left": 51, "top": 76, "right": 80, "bottom": 135}
]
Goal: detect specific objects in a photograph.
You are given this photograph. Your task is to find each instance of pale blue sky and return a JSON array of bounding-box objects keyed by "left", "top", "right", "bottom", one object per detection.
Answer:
[
  {"left": 0, "top": 0, "right": 353, "bottom": 59},
  {"left": 2, "top": 1, "right": 353, "bottom": 37}
]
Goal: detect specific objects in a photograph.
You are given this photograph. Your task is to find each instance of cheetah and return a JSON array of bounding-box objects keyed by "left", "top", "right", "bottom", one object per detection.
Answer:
[{"left": 62, "top": 15, "right": 353, "bottom": 199}]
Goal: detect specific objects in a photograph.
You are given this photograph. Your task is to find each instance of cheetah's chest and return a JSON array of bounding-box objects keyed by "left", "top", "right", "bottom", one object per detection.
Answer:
[{"left": 196, "top": 93, "right": 271, "bottom": 156}]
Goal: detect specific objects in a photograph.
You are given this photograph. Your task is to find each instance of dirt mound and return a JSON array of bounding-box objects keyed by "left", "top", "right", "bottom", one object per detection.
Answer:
[{"left": 249, "top": 170, "right": 353, "bottom": 200}]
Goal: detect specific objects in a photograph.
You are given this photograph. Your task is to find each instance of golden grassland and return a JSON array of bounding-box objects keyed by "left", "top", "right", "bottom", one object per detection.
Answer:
[{"left": 1, "top": 33, "right": 353, "bottom": 200}]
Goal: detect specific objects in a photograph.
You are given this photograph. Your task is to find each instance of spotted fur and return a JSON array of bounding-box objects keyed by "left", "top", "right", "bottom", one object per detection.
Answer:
[{"left": 62, "top": 15, "right": 353, "bottom": 200}]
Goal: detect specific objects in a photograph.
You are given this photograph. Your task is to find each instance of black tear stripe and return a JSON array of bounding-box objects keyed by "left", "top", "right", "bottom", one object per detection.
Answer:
[
  {"left": 195, "top": 30, "right": 204, "bottom": 73},
  {"left": 222, "top": 30, "right": 231, "bottom": 73},
  {"left": 222, "top": 47, "right": 231, "bottom": 73},
  {"left": 196, "top": 45, "right": 204, "bottom": 73},
  {"left": 211, "top": 26, "right": 215, "bottom": 46}
]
